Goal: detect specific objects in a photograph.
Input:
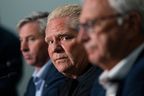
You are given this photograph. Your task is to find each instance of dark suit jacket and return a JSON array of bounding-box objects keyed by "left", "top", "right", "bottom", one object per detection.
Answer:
[
  {"left": 91, "top": 49, "right": 144, "bottom": 96},
  {"left": 117, "top": 49, "right": 144, "bottom": 96},
  {"left": 59, "top": 65, "right": 102, "bottom": 96},
  {"left": 0, "top": 25, "right": 23, "bottom": 96},
  {"left": 24, "top": 62, "right": 66, "bottom": 96}
]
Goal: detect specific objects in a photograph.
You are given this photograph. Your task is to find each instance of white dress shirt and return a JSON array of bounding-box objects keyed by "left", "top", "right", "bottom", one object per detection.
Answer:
[{"left": 99, "top": 43, "right": 144, "bottom": 96}]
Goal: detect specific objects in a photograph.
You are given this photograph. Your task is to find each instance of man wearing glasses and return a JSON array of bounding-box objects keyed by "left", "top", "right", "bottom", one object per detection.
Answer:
[{"left": 78, "top": 0, "right": 144, "bottom": 96}]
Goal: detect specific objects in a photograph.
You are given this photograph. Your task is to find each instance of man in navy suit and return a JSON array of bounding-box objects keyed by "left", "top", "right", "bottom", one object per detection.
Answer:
[
  {"left": 45, "top": 4, "right": 102, "bottom": 96},
  {"left": 78, "top": 0, "right": 144, "bottom": 96},
  {"left": 17, "top": 11, "right": 66, "bottom": 96},
  {"left": 0, "top": 25, "right": 22, "bottom": 96}
]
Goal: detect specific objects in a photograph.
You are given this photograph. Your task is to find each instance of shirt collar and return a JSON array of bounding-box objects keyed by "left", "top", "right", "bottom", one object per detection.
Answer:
[
  {"left": 99, "top": 43, "right": 144, "bottom": 83},
  {"left": 32, "top": 60, "right": 52, "bottom": 80}
]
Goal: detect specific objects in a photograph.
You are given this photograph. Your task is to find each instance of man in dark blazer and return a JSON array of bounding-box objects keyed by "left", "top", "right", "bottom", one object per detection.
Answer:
[
  {"left": 78, "top": 0, "right": 144, "bottom": 96},
  {"left": 24, "top": 60, "right": 65, "bottom": 96},
  {"left": 0, "top": 25, "right": 23, "bottom": 96},
  {"left": 45, "top": 4, "right": 102, "bottom": 96},
  {"left": 91, "top": 50, "right": 144, "bottom": 96},
  {"left": 17, "top": 11, "right": 66, "bottom": 96}
]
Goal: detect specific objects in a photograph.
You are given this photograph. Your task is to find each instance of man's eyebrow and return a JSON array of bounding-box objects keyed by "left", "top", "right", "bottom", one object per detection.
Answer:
[
  {"left": 57, "top": 32, "right": 76, "bottom": 37},
  {"left": 26, "top": 35, "right": 36, "bottom": 39},
  {"left": 57, "top": 33, "right": 69, "bottom": 37}
]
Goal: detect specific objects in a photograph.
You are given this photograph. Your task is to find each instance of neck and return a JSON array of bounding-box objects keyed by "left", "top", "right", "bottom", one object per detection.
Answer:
[
  {"left": 34, "top": 59, "right": 49, "bottom": 72},
  {"left": 64, "top": 62, "right": 91, "bottom": 79},
  {"left": 100, "top": 36, "right": 144, "bottom": 70}
]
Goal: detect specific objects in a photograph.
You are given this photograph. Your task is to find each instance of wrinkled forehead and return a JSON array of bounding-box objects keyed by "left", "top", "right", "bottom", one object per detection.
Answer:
[
  {"left": 45, "top": 17, "right": 77, "bottom": 38},
  {"left": 47, "top": 17, "right": 67, "bottom": 29},
  {"left": 46, "top": 18, "right": 68, "bottom": 33},
  {"left": 80, "top": 0, "right": 117, "bottom": 23}
]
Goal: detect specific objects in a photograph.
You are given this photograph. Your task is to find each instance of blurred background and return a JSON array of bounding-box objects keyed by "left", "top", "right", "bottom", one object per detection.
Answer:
[{"left": 0, "top": 0, "right": 80, "bottom": 96}]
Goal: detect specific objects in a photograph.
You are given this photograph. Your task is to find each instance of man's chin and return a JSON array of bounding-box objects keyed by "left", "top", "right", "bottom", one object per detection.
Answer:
[
  {"left": 56, "top": 66, "right": 71, "bottom": 76},
  {"left": 90, "top": 60, "right": 98, "bottom": 66},
  {"left": 89, "top": 56, "right": 98, "bottom": 65},
  {"left": 57, "top": 67, "right": 66, "bottom": 73}
]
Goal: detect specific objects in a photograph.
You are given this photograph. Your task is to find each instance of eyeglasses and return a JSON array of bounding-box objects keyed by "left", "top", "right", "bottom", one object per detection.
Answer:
[{"left": 79, "top": 14, "right": 126, "bottom": 33}]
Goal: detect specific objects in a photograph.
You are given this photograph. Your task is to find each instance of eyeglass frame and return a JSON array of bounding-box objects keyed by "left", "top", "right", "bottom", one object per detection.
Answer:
[{"left": 78, "top": 13, "right": 127, "bottom": 33}]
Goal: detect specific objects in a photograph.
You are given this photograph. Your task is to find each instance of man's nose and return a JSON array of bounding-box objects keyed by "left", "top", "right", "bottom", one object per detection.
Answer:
[
  {"left": 52, "top": 41, "right": 64, "bottom": 53},
  {"left": 20, "top": 42, "right": 29, "bottom": 52}
]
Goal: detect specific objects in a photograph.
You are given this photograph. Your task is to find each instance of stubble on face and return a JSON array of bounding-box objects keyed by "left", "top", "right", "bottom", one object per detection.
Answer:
[{"left": 46, "top": 17, "right": 89, "bottom": 77}]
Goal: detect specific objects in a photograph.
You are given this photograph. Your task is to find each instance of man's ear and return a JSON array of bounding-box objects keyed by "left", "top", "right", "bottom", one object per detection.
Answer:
[
  {"left": 129, "top": 11, "right": 141, "bottom": 34},
  {"left": 124, "top": 11, "right": 142, "bottom": 39}
]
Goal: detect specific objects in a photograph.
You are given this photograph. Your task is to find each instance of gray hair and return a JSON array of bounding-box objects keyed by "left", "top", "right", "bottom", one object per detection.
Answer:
[
  {"left": 108, "top": 0, "right": 144, "bottom": 32},
  {"left": 17, "top": 11, "right": 49, "bottom": 36},
  {"left": 47, "top": 4, "right": 81, "bottom": 30}
]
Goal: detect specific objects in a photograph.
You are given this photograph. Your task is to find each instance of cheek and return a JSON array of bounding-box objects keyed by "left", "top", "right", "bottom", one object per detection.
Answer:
[
  {"left": 93, "top": 30, "right": 108, "bottom": 50},
  {"left": 61, "top": 41, "right": 76, "bottom": 60},
  {"left": 62, "top": 42, "right": 83, "bottom": 66},
  {"left": 88, "top": 32, "right": 109, "bottom": 60},
  {"left": 30, "top": 45, "right": 39, "bottom": 55},
  {"left": 96, "top": 28, "right": 123, "bottom": 59},
  {"left": 53, "top": 56, "right": 72, "bottom": 73},
  {"left": 48, "top": 47, "right": 53, "bottom": 60}
]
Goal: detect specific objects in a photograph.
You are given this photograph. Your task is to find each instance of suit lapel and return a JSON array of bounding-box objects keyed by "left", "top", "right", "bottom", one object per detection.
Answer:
[
  {"left": 42, "top": 64, "right": 65, "bottom": 96},
  {"left": 116, "top": 49, "right": 144, "bottom": 96},
  {"left": 24, "top": 77, "right": 36, "bottom": 96},
  {"left": 41, "top": 64, "right": 55, "bottom": 96}
]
